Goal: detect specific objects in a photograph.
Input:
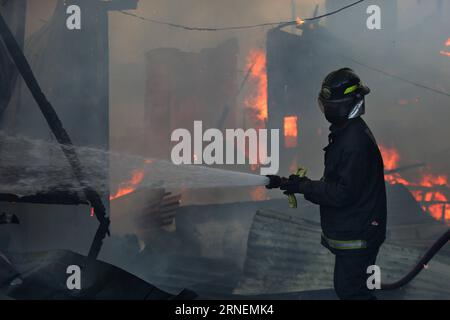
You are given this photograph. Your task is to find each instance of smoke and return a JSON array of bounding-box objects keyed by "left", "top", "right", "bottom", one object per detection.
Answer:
[
  {"left": 3, "top": 1, "right": 449, "bottom": 294},
  {"left": 12, "top": 0, "right": 450, "bottom": 197},
  {"left": 106, "top": 0, "right": 321, "bottom": 143},
  {"left": 4, "top": 0, "right": 447, "bottom": 197},
  {"left": 107, "top": 0, "right": 450, "bottom": 177}
]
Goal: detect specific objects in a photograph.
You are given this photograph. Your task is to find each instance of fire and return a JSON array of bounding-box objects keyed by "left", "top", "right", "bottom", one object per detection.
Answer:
[
  {"left": 296, "top": 17, "right": 305, "bottom": 26},
  {"left": 244, "top": 49, "right": 269, "bottom": 171},
  {"left": 380, "top": 146, "right": 399, "bottom": 171},
  {"left": 412, "top": 175, "right": 450, "bottom": 220},
  {"left": 411, "top": 190, "right": 450, "bottom": 221},
  {"left": 110, "top": 169, "right": 145, "bottom": 200},
  {"left": 440, "top": 37, "right": 450, "bottom": 57},
  {"left": 380, "top": 145, "right": 450, "bottom": 222},
  {"left": 379, "top": 146, "right": 411, "bottom": 186},
  {"left": 284, "top": 116, "right": 298, "bottom": 148},
  {"left": 420, "top": 174, "right": 448, "bottom": 188},
  {"left": 245, "top": 49, "right": 268, "bottom": 124}
]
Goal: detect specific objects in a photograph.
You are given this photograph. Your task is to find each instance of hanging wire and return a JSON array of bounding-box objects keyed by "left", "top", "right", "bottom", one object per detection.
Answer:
[
  {"left": 344, "top": 56, "right": 450, "bottom": 98},
  {"left": 117, "top": 0, "right": 365, "bottom": 32},
  {"left": 117, "top": 0, "right": 450, "bottom": 98}
]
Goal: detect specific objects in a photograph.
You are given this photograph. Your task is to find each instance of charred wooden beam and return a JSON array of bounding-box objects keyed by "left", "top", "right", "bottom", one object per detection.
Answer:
[
  {"left": 419, "top": 200, "right": 450, "bottom": 206},
  {"left": 384, "top": 163, "right": 427, "bottom": 175},
  {"left": 0, "top": 0, "right": 26, "bottom": 119},
  {"left": 406, "top": 185, "right": 450, "bottom": 193},
  {"left": 0, "top": 191, "right": 88, "bottom": 206}
]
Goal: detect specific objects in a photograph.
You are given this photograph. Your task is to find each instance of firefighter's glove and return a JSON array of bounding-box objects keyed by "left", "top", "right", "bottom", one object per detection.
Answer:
[
  {"left": 280, "top": 175, "right": 311, "bottom": 195},
  {"left": 266, "top": 175, "right": 283, "bottom": 189}
]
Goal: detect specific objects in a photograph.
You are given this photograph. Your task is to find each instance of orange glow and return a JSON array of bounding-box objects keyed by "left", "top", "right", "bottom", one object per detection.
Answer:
[
  {"left": 379, "top": 145, "right": 399, "bottom": 171},
  {"left": 440, "top": 38, "right": 450, "bottom": 57},
  {"left": 398, "top": 97, "right": 420, "bottom": 106},
  {"left": 245, "top": 49, "right": 268, "bottom": 124},
  {"left": 380, "top": 145, "right": 450, "bottom": 222},
  {"left": 244, "top": 49, "right": 269, "bottom": 171},
  {"left": 296, "top": 17, "right": 305, "bottom": 26},
  {"left": 110, "top": 170, "right": 145, "bottom": 200},
  {"left": 284, "top": 116, "right": 298, "bottom": 148},
  {"left": 289, "top": 154, "right": 299, "bottom": 174},
  {"left": 420, "top": 174, "right": 448, "bottom": 188},
  {"left": 250, "top": 186, "right": 268, "bottom": 201}
]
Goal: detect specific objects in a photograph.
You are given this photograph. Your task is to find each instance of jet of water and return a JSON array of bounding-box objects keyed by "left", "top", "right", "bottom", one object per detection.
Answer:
[{"left": 0, "top": 132, "right": 269, "bottom": 197}]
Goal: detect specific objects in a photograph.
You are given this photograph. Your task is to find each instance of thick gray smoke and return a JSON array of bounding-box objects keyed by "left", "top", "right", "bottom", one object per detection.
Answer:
[
  {"left": 13, "top": 0, "right": 450, "bottom": 190},
  {"left": 107, "top": 0, "right": 450, "bottom": 180}
]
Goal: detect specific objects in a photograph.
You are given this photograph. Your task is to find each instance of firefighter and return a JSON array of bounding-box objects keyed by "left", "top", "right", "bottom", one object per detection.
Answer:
[{"left": 266, "top": 68, "right": 387, "bottom": 300}]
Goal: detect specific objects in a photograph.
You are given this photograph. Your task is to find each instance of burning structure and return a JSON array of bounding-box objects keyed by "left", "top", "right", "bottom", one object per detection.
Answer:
[
  {"left": 0, "top": 0, "right": 449, "bottom": 300},
  {"left": 144, "top": 39, "right": 239, "bottom": 161},
  {"left": 103, "top": 2, "right": 449, "bottom": 298}
]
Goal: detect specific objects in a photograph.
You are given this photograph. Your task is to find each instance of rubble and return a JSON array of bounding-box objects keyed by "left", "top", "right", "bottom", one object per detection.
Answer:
[{"left": 1, "top": 250, "right": 194, "bottom": 300}]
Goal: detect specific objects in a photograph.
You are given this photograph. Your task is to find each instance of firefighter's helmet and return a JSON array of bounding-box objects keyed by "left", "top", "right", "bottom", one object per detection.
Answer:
[{"left": 318, "top": 68, "right": 370, "bottom": 124}]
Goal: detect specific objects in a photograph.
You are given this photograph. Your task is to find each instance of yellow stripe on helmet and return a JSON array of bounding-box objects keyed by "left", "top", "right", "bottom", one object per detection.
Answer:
[{"left": 344, "top": 84, "right": 359, "bottom": 95}]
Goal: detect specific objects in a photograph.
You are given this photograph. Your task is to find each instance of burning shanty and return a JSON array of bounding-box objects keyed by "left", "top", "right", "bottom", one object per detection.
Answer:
[{"left": 0, "top": 0, "right": 449, "bottom": 300}]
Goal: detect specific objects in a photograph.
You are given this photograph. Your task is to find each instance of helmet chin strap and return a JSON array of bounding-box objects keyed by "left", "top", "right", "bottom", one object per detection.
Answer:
[{"left": 348, "top": 99, "right": 365, "bottom": 119}]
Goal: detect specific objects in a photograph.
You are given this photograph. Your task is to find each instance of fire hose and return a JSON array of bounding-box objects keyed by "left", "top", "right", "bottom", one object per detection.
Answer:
[
  {"left": 381, "top": 229, "right": 450, "bottom": 290},
  {"left": 1, "top": 7, "right": 448, "bottom": 292}
]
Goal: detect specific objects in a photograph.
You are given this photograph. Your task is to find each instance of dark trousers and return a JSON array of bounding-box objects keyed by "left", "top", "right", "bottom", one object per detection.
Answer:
[{"left": 333, "top": 247, "right": 379, "bottom": 300}]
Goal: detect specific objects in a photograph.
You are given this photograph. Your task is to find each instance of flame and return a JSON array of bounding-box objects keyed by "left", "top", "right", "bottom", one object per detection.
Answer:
[
  {"left": 284, "top": 116, "right": 298, "bottom": 148},
  {"left": 244, "top": 49, "right": 269, "bottom": 171},
  {"left": 380, "top": 146, "right": 399, "bottom": 171},
  {"left": 420, "top": 174, "right": 448, "bottom": 187},
  {"left": 296, "top": 17, "right": 305, "bottom": 26},
  {"left": 245, "top": 49, "right": 268, "bottom": 124},
  {"left": 411, "top": 190, "right": 450, "bottom": 221},
  {"left": 440, "top": 37, "right": 450, "bottom": 57},
  {"left": 110, "top": 170, "right": 145, "bottom": 200},
  {"left": 380, "top": 145, "right": 450, "bottom": 222}
]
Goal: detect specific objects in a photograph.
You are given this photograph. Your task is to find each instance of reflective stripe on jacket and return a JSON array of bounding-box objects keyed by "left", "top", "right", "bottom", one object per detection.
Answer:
[{"left": 321, "top": 233, "right": 367, "bottom": 250}]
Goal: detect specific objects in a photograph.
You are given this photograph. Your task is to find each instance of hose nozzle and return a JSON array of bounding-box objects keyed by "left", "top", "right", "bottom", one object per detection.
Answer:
[{"left": 288, "top": 167, "right": 307, "bottom": 208}]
